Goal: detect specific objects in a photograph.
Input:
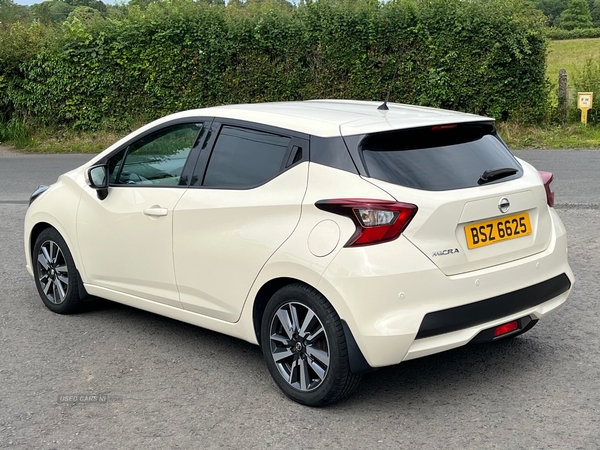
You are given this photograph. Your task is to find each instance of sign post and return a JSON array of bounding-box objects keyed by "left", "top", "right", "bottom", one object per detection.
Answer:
[{"left": 577, "top": 92, "right": 593, "bottom": 124}]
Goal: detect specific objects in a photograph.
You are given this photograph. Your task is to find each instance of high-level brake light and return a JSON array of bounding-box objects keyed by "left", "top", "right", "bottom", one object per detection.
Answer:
[
  {"left": 315, "top": 199, "right": 418, "bottom": 247},
  {"left": 431, "top": 124, "right": 457, "bottom": 131}
]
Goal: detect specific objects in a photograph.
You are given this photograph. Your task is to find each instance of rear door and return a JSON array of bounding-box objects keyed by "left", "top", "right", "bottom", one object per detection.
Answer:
[
  {"left": 172, "top": 121, "right": 309, "bottom": 322},
  {"left": 345, "top": 123, "right": 553, "bottom": 276}
]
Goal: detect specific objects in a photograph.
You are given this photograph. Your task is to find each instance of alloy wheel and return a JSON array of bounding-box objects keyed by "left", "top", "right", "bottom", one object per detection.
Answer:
[
  {"left": 36, "top": 240, "right": 69, "bottom": 305},
  {"left": 269, "top": 302, "right": 330, "bottom": 392}
]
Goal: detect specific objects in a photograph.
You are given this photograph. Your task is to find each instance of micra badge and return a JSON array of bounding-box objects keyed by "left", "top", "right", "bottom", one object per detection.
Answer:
[{"left": 432, "top": 248, "right": 460, "bottom": 257}]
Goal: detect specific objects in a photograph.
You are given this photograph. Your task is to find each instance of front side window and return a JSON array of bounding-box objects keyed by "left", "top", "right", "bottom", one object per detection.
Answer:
[
  {"left": 203, "top": 126, "right": 291, "bottom": 188},
  {"left": 109, "top": 123, "right": 202, "bottom": 186}
]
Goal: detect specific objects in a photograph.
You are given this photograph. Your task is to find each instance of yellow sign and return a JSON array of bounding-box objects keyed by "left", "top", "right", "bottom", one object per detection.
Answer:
[{"left": 577, "top": 92, "right": 593, "bottom": 124}]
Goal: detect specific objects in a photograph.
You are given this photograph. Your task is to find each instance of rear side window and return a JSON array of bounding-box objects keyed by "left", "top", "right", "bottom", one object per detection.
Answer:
[
  {"left": 203, "top": 126, "right": 291, "bottom": 188},
  {"left": 360, "top": 123, "right": 522, "bottom": 191}
]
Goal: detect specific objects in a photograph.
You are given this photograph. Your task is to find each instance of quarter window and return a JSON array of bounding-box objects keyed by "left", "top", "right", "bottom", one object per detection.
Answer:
[
  {"left": 110, "top": 123, "right": 202, "bottom": 186},
  {"left": 203, "top": 126, "right": 291, "bottom": 188}
]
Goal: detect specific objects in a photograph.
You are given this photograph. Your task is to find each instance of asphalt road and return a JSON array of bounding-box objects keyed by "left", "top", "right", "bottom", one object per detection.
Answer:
[
  {"left": 0, "top": 150, "right": 598, "bottom": 449},
  {"left": 0, "top": 153, "right": 92, "bottom": 203}
]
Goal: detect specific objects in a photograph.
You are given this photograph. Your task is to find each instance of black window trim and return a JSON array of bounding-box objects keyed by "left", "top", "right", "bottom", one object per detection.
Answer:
[
  {"left": 188, "top": 119, "right": 310, "bottom": 191},
  {"left": 97, "top": 117, "right": 213, "bottom": 189},
  {"left": 309, "top": 135, "right": 360, "bottom": 175}
]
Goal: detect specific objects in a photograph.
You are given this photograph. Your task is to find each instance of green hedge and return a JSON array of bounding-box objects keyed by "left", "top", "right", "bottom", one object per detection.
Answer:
[
  {"left": 546, "top": 26, "right": 600, "bottom": 40},
  {"left": 0, "top": 0, "right": 550, "bottom": 131}
]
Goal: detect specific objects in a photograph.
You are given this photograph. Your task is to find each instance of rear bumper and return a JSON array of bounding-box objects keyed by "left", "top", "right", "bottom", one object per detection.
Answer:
[
  {"left": 317, "top": 208, "right": 574, "bottom": 368},
  {"left": 403, "top": 288, "right": 569, "bottom": 361},
  {"left": 415, "top": 273, "right": 571, "bottom": 339}
]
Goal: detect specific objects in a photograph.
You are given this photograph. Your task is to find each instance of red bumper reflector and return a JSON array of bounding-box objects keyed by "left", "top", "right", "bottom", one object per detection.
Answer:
[{"left": 494, "top": 320, "right": 519, "bottom": 337}]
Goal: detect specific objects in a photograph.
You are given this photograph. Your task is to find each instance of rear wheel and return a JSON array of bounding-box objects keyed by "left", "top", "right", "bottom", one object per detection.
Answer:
[
  {"left": 33, "top": 228, "right": 82, "bottom": 314},
  {"left": 261, "top": 284, "right": 361, "bottom": 406}
]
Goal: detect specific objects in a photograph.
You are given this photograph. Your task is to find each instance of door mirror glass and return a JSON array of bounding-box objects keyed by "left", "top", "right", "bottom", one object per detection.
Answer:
[{"left": 88, "top": 165, "right": 108, "bottom": 189}]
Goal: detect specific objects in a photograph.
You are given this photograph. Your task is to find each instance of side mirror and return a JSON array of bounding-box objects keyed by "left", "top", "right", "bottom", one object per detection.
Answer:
[{"left": 86, "top": 165, "right": 109, "bottom": 200}]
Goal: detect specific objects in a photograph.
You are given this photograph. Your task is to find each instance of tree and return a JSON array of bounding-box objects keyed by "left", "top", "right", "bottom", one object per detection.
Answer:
[
  {"left": 64, "top": 0, "right": 107, "bottom": 15},
  {"left": 30, "top": 1, "right": 53, "bottom": 23},
  {"left": 534, "top": 0, "right": 568, "bottom": 25},
  {"left": 30, "top": 1, "right": 78, "bottom": 23},
  {"left": 30, "top": 0, "right": 106, "bottom": 22},
  {"left": 559, "top": 0, "right": 594, "bottom": 29},
  {"left": 66, "top": 5, "right": 104, "bottom": 22},
  {"left": 592, "top": 0, "right": 600, "bottom": 26},
  {"left": 50, "top": 1, "right": 76, "bottom": 21},
  {"left": 127, "top": 0, "right": 160, "bottom": 10},
  {"left": 0, "top": 0, "right": 30, "bottom": 24}
]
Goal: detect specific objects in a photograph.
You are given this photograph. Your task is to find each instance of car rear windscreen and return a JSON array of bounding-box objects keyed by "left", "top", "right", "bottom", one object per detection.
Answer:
[{"left": 360, "top": 123, "right": 522, "bottom": 191}]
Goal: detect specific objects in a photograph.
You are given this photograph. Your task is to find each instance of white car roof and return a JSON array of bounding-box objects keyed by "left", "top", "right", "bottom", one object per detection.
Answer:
[
  {"left": 153, "top": 99, "right": 491, "bottom": 138},
  {"left": 89, "top": 100, "right": 492, "bottom": 165}
]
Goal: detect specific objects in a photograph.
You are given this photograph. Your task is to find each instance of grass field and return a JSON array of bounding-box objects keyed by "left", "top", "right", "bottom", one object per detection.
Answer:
[{"left": 547, "top": 38, "right": 600, "bottom": 87}]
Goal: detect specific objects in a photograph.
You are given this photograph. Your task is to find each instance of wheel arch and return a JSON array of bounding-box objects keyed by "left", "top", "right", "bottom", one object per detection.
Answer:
[
  {"left": 29, "top": 222, "right": 53, "bottom": 261},
  {"left": 251, "top": 277, "right": 372, "bottom": 374},
  {"left": 25, "top": 178, "right": 85, "bottom": 280},
  {"left": 29, "top": 221, "right": 89, "bottom": 301},
  {"left": 252, "top": 277, "right": 300, "bottom": 346}
]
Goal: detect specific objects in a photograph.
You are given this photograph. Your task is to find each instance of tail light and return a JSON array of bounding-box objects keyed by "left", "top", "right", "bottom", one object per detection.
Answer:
[
  {"left": 539, "top": 171, "right": 555, "bottom": 207},
  {"left": 315, "top": 199, "right": 418, "bottom": 247}
]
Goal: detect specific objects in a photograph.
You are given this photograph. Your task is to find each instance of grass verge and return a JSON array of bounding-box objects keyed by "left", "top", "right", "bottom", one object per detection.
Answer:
[
  {"left": 0, "top": 127, "right": 125, "bottom": 154},
  {"left": 497, "top": 122, "right": 600, "bottom": 149}
]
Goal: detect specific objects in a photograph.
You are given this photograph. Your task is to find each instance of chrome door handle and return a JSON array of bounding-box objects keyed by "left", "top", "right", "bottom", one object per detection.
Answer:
[{"left": 144, "top": 207, "right": 168, "bottom": 217}]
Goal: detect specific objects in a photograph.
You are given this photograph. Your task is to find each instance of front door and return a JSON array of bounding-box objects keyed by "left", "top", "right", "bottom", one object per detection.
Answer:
[{"left": 77, "top": 122, "right": 204, "bottom": 307}]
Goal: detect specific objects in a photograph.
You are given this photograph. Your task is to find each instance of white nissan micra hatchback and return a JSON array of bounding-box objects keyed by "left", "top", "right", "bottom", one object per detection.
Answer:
[{"left": 25, "top": 100, "right": 573, "bottom": 406}]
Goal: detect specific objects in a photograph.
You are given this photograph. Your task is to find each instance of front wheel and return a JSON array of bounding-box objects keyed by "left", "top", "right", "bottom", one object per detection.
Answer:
[
  {"left": 261, "top": 284, "right": 361, "bottom": 406},
  {"left": 33, "top": 228, "right": 82, "bottom": 314}
]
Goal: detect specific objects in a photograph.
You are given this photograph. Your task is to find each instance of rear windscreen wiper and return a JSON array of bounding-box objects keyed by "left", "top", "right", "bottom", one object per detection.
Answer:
[{"left": 478, "top": 167, "right": 518, "bottom": 185}]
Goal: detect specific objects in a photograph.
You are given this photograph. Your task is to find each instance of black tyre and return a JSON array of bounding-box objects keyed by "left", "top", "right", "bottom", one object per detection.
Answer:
[
  {"left": 33, "top": 228, "right": 82, "bottom": 314},
  {"left": 261, "top": 284, "right": 361, "bottom": 406}
]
